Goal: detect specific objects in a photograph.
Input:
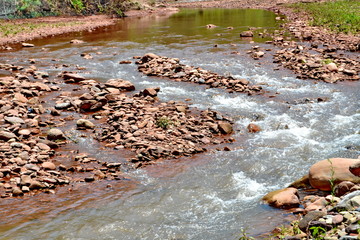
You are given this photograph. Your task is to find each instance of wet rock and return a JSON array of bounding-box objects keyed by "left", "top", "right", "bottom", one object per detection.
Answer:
[
  {"left": 141, "top": 88, "right": 159, "bottom": 97},
  {"left": 84, "top": 176, "right": 95, "bottom": 182},
  {"left": 349, "top": 161, "right": 360, "bottom": 177},
  {"left": 247, "top": 123, "right": 261, "bottom": 133},
  {"left": 62, "top": 73, "right": 86, "bottom": 82},
  {"left": 47, "top": 128, "right": 66, "bottom": 141},
  {"left": 119, "top": 60, "right": 132, "bottom": 64},
  {"left": 218, "top": 122, "right": 233, "bottom": 134},
  {"left": 70, "top": 39, "right": 84, "bottom": 44},
  {"left": 76, "top": 119, "right": 95, "bottom": 129},
  {"left": 206, "top": 24, "right": 217, "bottom": 29},
  {"left": 104, "top": 79, "right": 135, "bottom": 91},
  {"left": 262, "top": 187, "right": 300, "bottom": 209},
  {"left": 55, "top": 102, "right": 72, "bottom": 110},
  {"left": 240, "top": 31, "right": 254, "bottom": 37}
]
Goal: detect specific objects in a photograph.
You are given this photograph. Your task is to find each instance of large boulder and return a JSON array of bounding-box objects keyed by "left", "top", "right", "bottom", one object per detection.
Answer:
[
  {"left": 262, "top": 187, "right": 300, "bottom": 209},
  {"left": 309, "top": 158, "right": 360, "bottom": 191}
]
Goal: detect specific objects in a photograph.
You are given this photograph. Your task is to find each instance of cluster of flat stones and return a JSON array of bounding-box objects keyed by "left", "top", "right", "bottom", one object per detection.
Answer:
[
  {"left": 258, "top": 9, "right": 360, "bottom": 83},
  {"left": 272, "top": 43, "right": 360, "bottom": 83},
  {"left": 135, "top": 53, "right": 263, "bottom": 95},
  {"left": 271, "top": 7, "right": 360, "bottom": 52},
  {"left": 56, "top": 74, "right": 234, "bottom": 168},
  {"left": 0, "top": 64, "right": 127, "bottom": 198},
  {"left": 96, "top": 92, "right": 234, "bottom": 167},
  {"left": 0, "top": 63, "right": 66, "bottom": 198},
  {"left": 263, "top": 158, "right": 360, "bottom": 239}
]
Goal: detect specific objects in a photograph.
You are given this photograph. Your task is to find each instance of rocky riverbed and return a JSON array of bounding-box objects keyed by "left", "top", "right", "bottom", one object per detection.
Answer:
[{"left": 0, "top": 54, "right": 235, "bottom": 198}]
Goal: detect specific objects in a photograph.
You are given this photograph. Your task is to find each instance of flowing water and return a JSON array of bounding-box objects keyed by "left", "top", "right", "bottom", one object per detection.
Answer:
[{"left": 0, "top": 8, "right": 359, "bottom": 240}]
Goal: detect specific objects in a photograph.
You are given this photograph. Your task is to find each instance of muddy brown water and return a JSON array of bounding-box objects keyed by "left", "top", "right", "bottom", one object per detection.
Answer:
[{"left": 0, "top": 8, "right": 359, "bottom": 239}]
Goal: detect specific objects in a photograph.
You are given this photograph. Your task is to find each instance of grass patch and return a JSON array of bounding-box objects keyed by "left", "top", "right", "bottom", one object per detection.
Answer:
[
  {"left": 0, "top": 21, "right": 84, "bottom": 37},
  {"left": 289, "top": 0, "right": 360, "bottom": 34}
]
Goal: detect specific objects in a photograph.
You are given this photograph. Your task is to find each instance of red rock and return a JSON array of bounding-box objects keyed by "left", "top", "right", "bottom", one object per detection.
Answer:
[
  {"left": 104, "top": 79, "right": 135, "bottom": 91},
  {"left": 309, "top": 158, "right": 360, "bottom": 191},
  {"left": 62, "top": 73, "right": 86, "bottom": 82},
  {"left": 262, "top": 187, "right": 300, "bottom": 209},
  {"left": 247, "top": 123, "right": 261, "bottom": 133},
  {"left": 334, "top": 181, "right": 355, "bottom": 197},
  {"left": 42, "top": 162, "right": 56, "bottom": 170},
  {"left": 218, "top": 122, "right": 233, "bottom": 134}
]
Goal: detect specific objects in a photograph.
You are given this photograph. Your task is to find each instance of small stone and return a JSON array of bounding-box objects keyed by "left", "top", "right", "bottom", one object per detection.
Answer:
[
  {"left": 247, "top": 123, "right": 261, "bottom": 133},
  {"left": 76, "top": 119, "right": 95, "bottom": 129},
  {"left": 175, "top": 106, "right": 187, "bottom": 113},
  {"left": 0, "top": 131, "right": 17, "bottom": 141},
  {"left": 47, "top": 128, "right": 65, "bottom": 141},
  {"left": 42, "top": 162, "right": 56, "bottom": 170},
  {"left": 331, "top": 214, "right": 344, "bottom": 225},
  {"left": 21, "top": 186, "right": 30, "bottom": 192},
  {"left": 326, "top": 62, "right": 338, "bottom": 72},
  {"left": 206, "top": 24, "right": 217, "bottom": 29},
  {"left": 62, "top": 73, "right": 86, "bottom": 82},
  {"left": 29, "top": 180, "right": 44, "bottom": 189},
  {"left": 22, "top": 43, "right": 34, "bottom": 47},
  {"left": 55, "top": 102, "right": 72, "bottom": 110},
  {"left": 298, "top": 211, "right": 326, "bottom": 232},
  {"left": 12, "top": 187, "right": 23, "bottom": 196},
  {"left": 84, "top": 176, "right": 95, "bottom": 182},
  {"left": 70, "top": 39, "right": 84, "bottom": 44},
  {"left": 240, "top": 31, "right": 253, "bottom": 37},
  {"left": 4, "top": 116, "right": 25, "bottom": 125},
  {"left": 18, "top": 129, "right": 31, "bottom": 137},
  {"left": 218, "top": 122, "right": 233, "bottom": 134}
]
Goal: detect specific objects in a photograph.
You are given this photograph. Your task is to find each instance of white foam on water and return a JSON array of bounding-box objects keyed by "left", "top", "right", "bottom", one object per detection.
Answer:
[
  {"left": 211, "top": 95, "right": 260, "bottom": 111},
  {"left": 160, "top": 86, "right": 190, "bottom": 96},
  {"left": 232, "top": 172, "right": 269, "bottom": 201}
]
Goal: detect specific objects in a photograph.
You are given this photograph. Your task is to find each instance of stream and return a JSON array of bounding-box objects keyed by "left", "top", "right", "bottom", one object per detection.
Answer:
[{"left": 0, "top": 8, "right": 359, "bottom": 239}]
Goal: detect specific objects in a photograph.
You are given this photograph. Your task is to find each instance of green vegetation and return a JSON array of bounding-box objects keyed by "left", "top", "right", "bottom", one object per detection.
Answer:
[
  {"left": 0, "top": 21, "right": 83, "bottom": 37},
  {"left": 289, "top": 0, "right": 360, "bottom": 34},
  {"left": 271, "top": 222, "right": 301, "bottom": 239},
  {"left": 70, "top": 0, "right": 85, "bottom": 14},
  {"left": 238, "top": 228, "right": 254, "bottom": 240},
  {"left": 309, "top": 226, "right": 327, "bottom": 240},
  {"left": 156, "top": 116, "right": 174, "bottom": 129},
  {"left": 1, "top": 0, "right": 145, "bottom": 19}
]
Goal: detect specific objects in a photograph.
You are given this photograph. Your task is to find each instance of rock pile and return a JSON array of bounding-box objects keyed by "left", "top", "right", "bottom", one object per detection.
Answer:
[
  {"left": 135, "top": 53, "right": 263, "bottom": 95},
  {"left": 96, "top": 91, "right": 234, "bottom": 167},
  {"left": 0, "top": 64, "right": 129, "bottom": 198},
  {"left": 55, "top": 75, "right": 235, "bottom": 168},
  {"left": 264, "top": 158, "right": 360, "bottom": 239},
  {"left": 273, "top": 45, "right": 360, "bottom": 83}
]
